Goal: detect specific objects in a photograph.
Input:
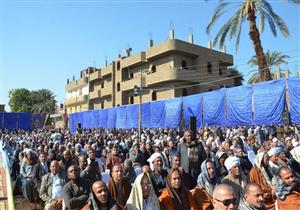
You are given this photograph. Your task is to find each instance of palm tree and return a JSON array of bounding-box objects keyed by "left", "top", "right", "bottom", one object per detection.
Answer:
[
  {"left": 31, "top": 89, "right": 56, "bottom": 114},
  {"left": 247, "top": 50, "right": 290, "bottom": 83},
  {"left": 206, "top": 0, "right": 298, "bottom": 82}
]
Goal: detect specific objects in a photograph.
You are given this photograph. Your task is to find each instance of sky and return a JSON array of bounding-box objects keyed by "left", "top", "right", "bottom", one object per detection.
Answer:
[{"left": 1, "top": 0, "right": 300, "bottom": 111}]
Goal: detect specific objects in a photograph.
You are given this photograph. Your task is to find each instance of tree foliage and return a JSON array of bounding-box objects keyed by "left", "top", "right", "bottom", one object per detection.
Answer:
[
  {"left": 8, "top": 88, "right": 56, "bottom": 113},
  {"left": 227, "top": 66, "right": 244, "bottom": 86},
  {"left": 8, "top": 88, "right": 32, "bottom": 112},
  {"left": 247, "top": 50, "right": 290, "bottom": 84}
]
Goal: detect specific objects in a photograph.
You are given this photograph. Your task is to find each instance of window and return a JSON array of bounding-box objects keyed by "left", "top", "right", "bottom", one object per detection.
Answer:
[
  {"left": 219, "top": 61, "right": 223, "bottom": 76},
  {"left": 130, "top": 73, "right": 134, "bottom": 79},
  {"left": 182, "top": 88, "right": 188, "bottom": 96},
  {"left": 117, "top": 61, "right": 120, "bottom": 70},
  {"left": 207, "top": 62, "right": 212, "bottom": 74},
  {"left": 101, "top": 83, "right": 104, "bottom": 88},
  {"left": 130, "top": 96, "right": 134, "bottom": 104},
  {"left": 151, "top": 65, "right": 156, "bottom": 73},
  {"left": 181, "top": 60, "right": 188, "bottom": 70},
  {"left": 101, "top": 101, "right": 104, "bottom": 109},
  {"left": 152, "top": 91, "right": 157, "bottom": 101},
  {"left": 117, "top": 83, "right": 120, "bottom": 92}
]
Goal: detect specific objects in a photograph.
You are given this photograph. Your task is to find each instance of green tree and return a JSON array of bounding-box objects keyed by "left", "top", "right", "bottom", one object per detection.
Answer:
[
  {"left": 8, "top": 88, "right": 32, "bottom": 112},
  {"left": 206, "top": 0, "right": 298, "bottom": 82},
  {"left": 8, "top": 88, "right": 56, "bottom": 113},
  {"left": 247, "top": 50, "right": 290, "bottom": 83},
  {"left": 31, "top": 89, "right": 56, "bottom": 114},
  {"left": 227, "top": 66, "right": 244, "bottom": 86}
]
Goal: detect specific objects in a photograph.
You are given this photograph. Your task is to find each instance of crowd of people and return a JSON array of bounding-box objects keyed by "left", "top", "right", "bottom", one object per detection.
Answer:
[{"left": 1, "top": 123, "right": 300, "bottom": 210}]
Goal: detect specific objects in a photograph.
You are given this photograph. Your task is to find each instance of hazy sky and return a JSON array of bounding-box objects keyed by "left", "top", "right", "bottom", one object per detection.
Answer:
[{"left": 1, "top": 0, "right": 299, "bottom": 111}]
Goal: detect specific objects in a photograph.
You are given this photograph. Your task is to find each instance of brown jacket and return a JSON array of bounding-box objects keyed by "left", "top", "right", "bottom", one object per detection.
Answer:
[
  {"left": 191, "top": 187, "right": 213, "bottom": 210},
  {"left": 276, "top": 190, "right": 300, "bottom": 210},
  {"left": 248, "top": 165, "right": 275, "bottom": 210},
  {"left": 159, "top": 188, "right": 197, "bottom": 210},
  {"left": 107, "top": 179, "right": 131, "bottom": 208}
]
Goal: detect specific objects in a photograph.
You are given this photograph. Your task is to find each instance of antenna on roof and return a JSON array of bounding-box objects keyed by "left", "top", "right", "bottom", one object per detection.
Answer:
[
  {"left": 148, "top": 32, "right": 153, "bottom": 47},
  {"left": 169, "top": 21, "right": 174, "bottom": 40},
  {"left": 188, "top": 27, "right": 194, "bottom": 44}
]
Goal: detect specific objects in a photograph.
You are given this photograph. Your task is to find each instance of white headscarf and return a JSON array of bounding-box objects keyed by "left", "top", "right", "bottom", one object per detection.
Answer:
[
  {"left": 147, "top": 152, "right": 164, "bottom": 171},
  {"left": 291, "top": 146, "right": 300, "bottom": 163},
  {"left": 126, "top": 173, "right": 161, "bottom": 210},
  {"left": 224, "top": 156, "right": 240, "bottom": 171}
]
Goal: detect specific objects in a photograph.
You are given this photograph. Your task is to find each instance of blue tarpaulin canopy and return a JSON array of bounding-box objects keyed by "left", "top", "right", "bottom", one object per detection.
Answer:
[
  {"left": 226, "top": 85, "right": 252, "bottom": 126},
  {"left": 183, "top": 93, "right": 202, "bottom": 128},
  {"left": 203, "top": 89, "right": 226, "bottom": 126},
  {"left": 253, "top": 79, "right": 286, "bottom": 125},
  {"left": 150, "top": 100, "right": 165, "bottom": 128},
  {"left": 288, "top": 78, "right": 300, "bottom": 126},
  {"left": 165, "top": 98, "right": 182, "bottom": 128}
]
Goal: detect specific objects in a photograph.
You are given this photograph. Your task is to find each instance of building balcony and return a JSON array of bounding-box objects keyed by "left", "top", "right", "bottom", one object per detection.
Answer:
[
  {"left": 121, "top": 77, "right": 140, "bottom": 91},
  {"left": 89, "top": 89, "right": 101, "bottom": 100},
  {"left": 77, "top": 95, "right": 88, "bottom": 103},
  {"left": 65, "top": 77, "right": 88, "bottom": 92},
  {"left": 145, "top": 69, "right": 204, "bottom": 86},
  {"left": 101, "top": 86, "right": 112, "bottom": 97},
  {"left": 65, "top": 97, "right": 77, "bottom": 106},
  {"left": 77, "top": 77, "right": 88, "bottom": 86},
  {"left": 101, "top": 66, "right": 112, "bottom": 77},
  {"left": 121, "top": 52, "right": 146, "bottom": 68},
  {"left": 90, "top": 71, "right": 102, "bottom": 81},
  {"left": 65, "top": 95, "right": 88, "bottom": 106}
]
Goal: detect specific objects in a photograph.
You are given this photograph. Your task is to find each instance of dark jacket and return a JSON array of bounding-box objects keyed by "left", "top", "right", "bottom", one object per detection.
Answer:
[
  {"left": 32, "top": 161, "right": 50, "bottom": 190},
  {"left": 63, "top": 178, "right": 90, "bottom": 210},
  {"left": 149, "top": 169, "right": 168, "bottom": 197}
]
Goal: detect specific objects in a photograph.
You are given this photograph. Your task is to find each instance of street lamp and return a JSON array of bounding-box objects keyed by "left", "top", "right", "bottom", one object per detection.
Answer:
[{"left": 133, "top": 85, "right": 142, "bottom": 140}]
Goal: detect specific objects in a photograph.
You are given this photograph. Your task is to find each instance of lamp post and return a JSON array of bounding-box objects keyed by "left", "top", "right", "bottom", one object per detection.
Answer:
[{"left": 133, "top": 84, "right": 142, "bottom": 140}]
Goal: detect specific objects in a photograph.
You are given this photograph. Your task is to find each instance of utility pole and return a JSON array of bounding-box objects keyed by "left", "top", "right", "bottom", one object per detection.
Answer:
[{"left": 134, "top": 69, "right": 144, "bottom": 140}]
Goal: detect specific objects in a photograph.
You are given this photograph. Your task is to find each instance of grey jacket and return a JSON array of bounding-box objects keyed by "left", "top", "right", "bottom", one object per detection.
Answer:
[
  {"left": 239, "top": 198, "right": 267, "bottom": 210},
  {"left": 39, "top": 172, "right": 66, "bottom": 204}
]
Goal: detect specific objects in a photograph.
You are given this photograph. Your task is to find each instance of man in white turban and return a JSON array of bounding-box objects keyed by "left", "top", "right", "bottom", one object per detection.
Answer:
[
  {"left": 267, "top": 147, "right": 281, "bottom": 176},
  {"left": 221, "top": 156, "right": 248, "bottom": 200},
  {"left": 147, "top": 153, "right": 168, "bottom": 197}
]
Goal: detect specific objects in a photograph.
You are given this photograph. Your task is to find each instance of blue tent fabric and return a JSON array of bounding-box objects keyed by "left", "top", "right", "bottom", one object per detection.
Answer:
[
  {"left": 150, "top": 100, "right": 165, "bottom": 128},
  {"left": 99, "top": 109, "right": 108, "bottom": 128},
  {"left": 69, "top": 113, "right": 76, "bottom": 133},
  {"left": 183, "top": 93, "right": 202, "bottom": 128},
  {"left": 203, "top": 89, "right": 226, "bottom": 126},
  {"left": 77, "top": 112, "right": 85, "bottom": 128},
  {"left": 288, "top": 78, "right": 300, "bottom": 125},
  {"left": 18, "top": 112, "right": 32, "bottom": 130},
  {"left": 226, "top": 85, "right": 252, "bottom": 126},
  {"left": 65, "top": 78, "right": 299, "bottom": 130},
  {"left": 107, "top": 108, "right": 117, "bottom": 128},
  {"left": 3, "top": 113, "right": 17, "bottom": 130},
  {"left": 32, "top": 114, "right": 44, "bottom": 129},
  {"left": 253, "top": 79, "right": 286, "bottom": 125},
  {"left": 0, "top": 113, "right": 3, "bottom": 129},
  {"left": 90, "top": 110, "right": 99, "bottom": 128},
  {"left": 165, "top": 98, "right": 182, "bottom": 128},
  {"left": 142, "top": 103, "right": 151, "bottom": 128},
  {"left": 83, "top": 111, "right": 92, "bottom": 129},
  {"left": 126, "top": 104, "right": 139, "bottom": 128},
  {"left": 116, "top": 106, "right": 127, "bottom": 129}
]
